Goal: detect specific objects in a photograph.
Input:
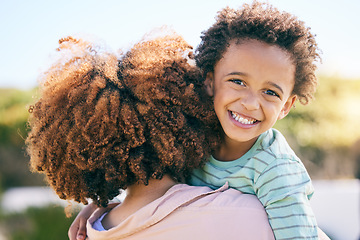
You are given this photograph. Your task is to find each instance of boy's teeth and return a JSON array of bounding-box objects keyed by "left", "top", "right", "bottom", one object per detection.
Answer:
[{"left": 231, "top": 111, "right": 256, "bottom": 125}]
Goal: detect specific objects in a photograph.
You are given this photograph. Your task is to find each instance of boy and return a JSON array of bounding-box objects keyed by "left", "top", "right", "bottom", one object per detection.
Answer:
[{"left": 190, "top": 1, "right": 321, "bottom": 239}]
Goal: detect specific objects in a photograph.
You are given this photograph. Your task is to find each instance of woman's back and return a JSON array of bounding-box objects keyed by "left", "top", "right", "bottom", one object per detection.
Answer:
[{"left": 87, "top": 184, "right": 274, "bottom": 240}]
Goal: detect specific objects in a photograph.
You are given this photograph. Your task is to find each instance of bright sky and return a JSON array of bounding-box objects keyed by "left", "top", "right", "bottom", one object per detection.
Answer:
[{"left": 1, "top": 0, "right": 359, "bottom": 89}]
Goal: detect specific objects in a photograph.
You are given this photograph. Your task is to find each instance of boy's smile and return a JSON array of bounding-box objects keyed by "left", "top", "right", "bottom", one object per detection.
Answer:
[{"left": 206, "top": 40, "right": 296, "bottom": 153}]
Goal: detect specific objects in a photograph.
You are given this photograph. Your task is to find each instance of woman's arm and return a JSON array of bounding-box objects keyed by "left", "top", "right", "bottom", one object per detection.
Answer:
[
  {"left": 68, "top": 203, "right": 97, "bottom": 240},
  {"left": 68, "top": 203, "right": 119, "bottom": 240}
]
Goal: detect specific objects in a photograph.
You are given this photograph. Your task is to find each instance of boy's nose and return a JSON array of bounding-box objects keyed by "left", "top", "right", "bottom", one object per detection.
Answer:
[{"left": 240, "top": 91, "right": 260, "bottom": 110}]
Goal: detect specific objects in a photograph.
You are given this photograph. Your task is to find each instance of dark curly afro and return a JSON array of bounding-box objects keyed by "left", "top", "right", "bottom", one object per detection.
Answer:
[
  {"left": 26, "top": 34, "right": 220, "bottom": 207},
  {"left": 195, "top": 1, "right": 321, "bottom": 104}
]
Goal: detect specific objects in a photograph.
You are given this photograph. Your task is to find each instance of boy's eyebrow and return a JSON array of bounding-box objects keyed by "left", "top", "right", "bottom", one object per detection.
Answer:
[
  {"left": 227, "top": 72, "right": 248, "bottom": 77},
  {"left": 267, "top": 82, "right": 284, "bottom": 94}
]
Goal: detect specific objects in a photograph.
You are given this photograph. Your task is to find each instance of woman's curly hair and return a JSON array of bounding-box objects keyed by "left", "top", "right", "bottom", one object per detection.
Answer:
[
  {"left": 195, "top": 1, "right": 321, "bottom": 104},
  {"left": 26, "top": 34, "right": 220, "bottom": 207}
]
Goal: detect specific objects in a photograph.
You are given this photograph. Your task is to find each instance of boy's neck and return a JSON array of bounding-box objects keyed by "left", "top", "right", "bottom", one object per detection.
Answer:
[{"left": 214, "top": 135, "right": 258, "bottom": 161}]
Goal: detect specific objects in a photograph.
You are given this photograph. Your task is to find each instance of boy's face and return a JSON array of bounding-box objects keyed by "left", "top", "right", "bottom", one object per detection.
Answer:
[{"left": 205, "top": 40, "right": 296, "bottom": 146}]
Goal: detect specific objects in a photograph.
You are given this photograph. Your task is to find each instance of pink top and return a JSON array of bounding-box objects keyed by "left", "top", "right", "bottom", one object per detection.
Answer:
[{"left": 87, "top": 183, "right": 275, "bottom": 240}]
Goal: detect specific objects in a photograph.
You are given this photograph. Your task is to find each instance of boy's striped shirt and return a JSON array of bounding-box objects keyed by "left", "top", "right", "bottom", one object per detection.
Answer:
[{"left": 190, "top": 128, "right": 318, "bottom": 240}]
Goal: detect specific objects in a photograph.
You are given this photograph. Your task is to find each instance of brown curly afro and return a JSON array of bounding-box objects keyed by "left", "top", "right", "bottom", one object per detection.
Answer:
[
  {"left": 26, "top": 34, "right": 220, "bottom": 207},
  {"left": 195, "top": 1, "right": 321, "bottom": 104}
]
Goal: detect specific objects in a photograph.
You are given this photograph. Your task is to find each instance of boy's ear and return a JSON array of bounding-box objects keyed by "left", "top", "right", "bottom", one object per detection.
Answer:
[
  {"left": 278, "top": 95, "right": 297, "bottom": 120},
  {"left": 204, "top": 72, "right": 214, "bottom": 97}
]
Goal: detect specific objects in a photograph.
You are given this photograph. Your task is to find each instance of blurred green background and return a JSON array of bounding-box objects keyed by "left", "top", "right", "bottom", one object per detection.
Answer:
[
  {"left": 0, "top": 205, "right": 76, "bottom": 240},
  {"left": 0, "top": 88, "right": 77, "bottom": 239},
  {"left": 0, "top": 76, "right": 359, "bottom": 239}
]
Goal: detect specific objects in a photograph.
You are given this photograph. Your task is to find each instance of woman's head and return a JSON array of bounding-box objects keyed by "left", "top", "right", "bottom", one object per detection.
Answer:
[
  {"left": 26, "top": 34, "right": 219, "bottom": 207},
  {"left": 195, "top": 1, "right": 321, "bottom": 104}
]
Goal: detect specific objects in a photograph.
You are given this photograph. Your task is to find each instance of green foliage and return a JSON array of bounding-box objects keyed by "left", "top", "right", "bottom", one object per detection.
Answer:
[
  {"left": 275, "top": 76, "right": 360, "bottom": 148},
  {"left": 0, "top": 205, "right": 77, "bottom": 240},
  {"left": 0, "top": 88, "right": 44, "bottom": 191},
  {"left": 0, "top": 88, "right": 37, "bottom": 147}
]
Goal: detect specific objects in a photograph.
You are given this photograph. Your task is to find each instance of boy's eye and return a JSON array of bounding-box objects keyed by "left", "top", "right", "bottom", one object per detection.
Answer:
[
  {"left": 229, "top": 79, "right": 245, "bottom": 86},
  {"left": 264, "top": 89, "right": 280, "bottom": 98}
]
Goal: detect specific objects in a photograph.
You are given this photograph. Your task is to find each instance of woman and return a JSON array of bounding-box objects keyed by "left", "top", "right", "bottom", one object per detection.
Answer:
[{"left": 26, "top": 33, "right": 274, "bottom": 239}]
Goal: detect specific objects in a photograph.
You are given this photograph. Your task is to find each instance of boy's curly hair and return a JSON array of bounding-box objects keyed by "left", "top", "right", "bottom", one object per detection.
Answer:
[
  {"left": 26, "top": 34, "right": 219, "bottom": 207},
  {"left": 195, "top": 1, "right": 321, "bottom": 104}
]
